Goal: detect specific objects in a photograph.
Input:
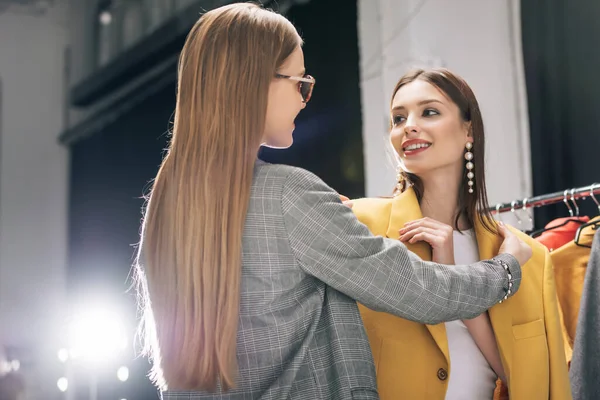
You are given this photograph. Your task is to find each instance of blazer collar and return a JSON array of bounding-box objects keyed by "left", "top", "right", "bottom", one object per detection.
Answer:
[{"left": 387, "top": 188, "right": 432, "bottom": 260}]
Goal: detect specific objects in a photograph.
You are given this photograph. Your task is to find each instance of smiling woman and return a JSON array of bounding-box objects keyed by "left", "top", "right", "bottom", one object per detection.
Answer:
[
  {"left": 350, "top": 68, "right": 571, "bottom": 400},
  {"left": 390, "top": 69, "right": 494, "bottom": 233}
]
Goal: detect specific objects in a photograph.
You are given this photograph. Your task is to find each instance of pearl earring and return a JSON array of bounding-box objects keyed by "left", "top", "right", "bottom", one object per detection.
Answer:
[
  {"left": 395, "top": 167, "right": 405, "bottom": 195},
  {"left": 465, "top": 142, "right": 474, "bottom": 194}
]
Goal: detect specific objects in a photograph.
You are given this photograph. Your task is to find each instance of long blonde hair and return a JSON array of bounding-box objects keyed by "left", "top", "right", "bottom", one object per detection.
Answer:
[{"left": 134, "top": 3, "right": 301, "bottom": 392}]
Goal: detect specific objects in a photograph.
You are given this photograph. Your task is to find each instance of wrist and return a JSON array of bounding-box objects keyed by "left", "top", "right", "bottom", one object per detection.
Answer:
[
  {"left": 492, "top": 254, "right": 518, "bottom": 303},
  {"left": 432, "top": 249, "right": 455, "bottom": 265}
]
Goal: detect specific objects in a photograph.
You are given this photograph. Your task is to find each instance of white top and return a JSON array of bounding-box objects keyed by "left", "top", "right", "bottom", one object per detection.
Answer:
[{"left": 444, "top": 229, "right": 497, "bottom": 400}]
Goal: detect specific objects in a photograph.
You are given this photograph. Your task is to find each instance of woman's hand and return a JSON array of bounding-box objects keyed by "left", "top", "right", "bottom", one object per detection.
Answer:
[
  {"left": 497, "top": 222, "right": 532, "bottom": 266},
  {"left": 339, "top": 195, "right": 353, "bottom": 208},
  {"left": 399, "top": 217, "right": 455, "bottom": 264}
]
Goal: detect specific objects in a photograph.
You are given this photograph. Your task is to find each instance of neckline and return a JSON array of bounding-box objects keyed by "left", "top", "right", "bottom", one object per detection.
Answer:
[{"left": 454, "top": 228, "right": 475, "bottom": 236}]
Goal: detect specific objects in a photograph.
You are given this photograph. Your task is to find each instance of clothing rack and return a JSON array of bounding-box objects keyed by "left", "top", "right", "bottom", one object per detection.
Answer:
[{"left": 488, "top": 183, "right": 600, "bottom": 215}]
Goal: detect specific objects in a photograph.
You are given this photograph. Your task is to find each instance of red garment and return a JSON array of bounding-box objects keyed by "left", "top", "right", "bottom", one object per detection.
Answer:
[{"left": 535, "top": 216, "right": 590, "bottom": 250}]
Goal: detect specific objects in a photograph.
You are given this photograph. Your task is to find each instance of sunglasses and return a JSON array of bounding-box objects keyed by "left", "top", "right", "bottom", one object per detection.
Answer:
[{"left": 275, "top": 73, "right": 316, "bottom": 103}]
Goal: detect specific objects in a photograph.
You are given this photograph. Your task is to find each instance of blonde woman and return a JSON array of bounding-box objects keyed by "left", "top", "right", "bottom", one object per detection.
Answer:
[
  {"left": 351, "top": 69, "right": 570, "bottom": 400},
  {"left": 134, "top": 4, "right": 532, "bottom": 399}
]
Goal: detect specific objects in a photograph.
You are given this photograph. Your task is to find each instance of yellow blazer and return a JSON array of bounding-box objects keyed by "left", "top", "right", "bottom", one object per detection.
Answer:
[
  {"left": 549, "top": 216, "right": 600, "bottom": 353},
  {"left": 352, "top": 188, "right": 571, "bottom": 400}
]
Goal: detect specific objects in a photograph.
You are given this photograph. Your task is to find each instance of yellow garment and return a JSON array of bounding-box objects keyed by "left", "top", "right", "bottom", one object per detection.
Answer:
[
  {"left": 548, "top": 216, "right": 598, "bottom": 361},
  {"left": 352, "top": 188, "right": 571, "bottom": 400}
]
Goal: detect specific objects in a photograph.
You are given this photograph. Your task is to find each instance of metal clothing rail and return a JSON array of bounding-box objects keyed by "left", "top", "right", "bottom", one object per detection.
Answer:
[{"left": 488, "top": 183, "right": 600, "bottom": 215}]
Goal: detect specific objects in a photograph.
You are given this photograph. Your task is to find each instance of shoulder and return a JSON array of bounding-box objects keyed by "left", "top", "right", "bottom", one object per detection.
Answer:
[
  {"left": 352, "top": 197, "right": 394, "bottom": 223},
  {"left": 254, "top": 160, "right": 324, "bottom": 187},
  {"left": 353, "top": 197, "right": 394, "bottom": 208},
  {"left": 504, "top": 227, "right": 552, "bottom": 291},
  {"left": 253, "top": 160, "right": 338, "bottom": 211},
  {"left": 509, "top": 226, "right": 551, "bottom": 264}
]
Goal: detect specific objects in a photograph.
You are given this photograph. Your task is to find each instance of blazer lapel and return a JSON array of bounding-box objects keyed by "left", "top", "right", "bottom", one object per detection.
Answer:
[
  {"left": 388, "top": 189, "right": 450, "bottom": 362},
  {"left": 387, "top": 193, "right": 515, "bottom": 376},
  {"left": 475, "top": 222, "right": 514, "bottom": 380}
]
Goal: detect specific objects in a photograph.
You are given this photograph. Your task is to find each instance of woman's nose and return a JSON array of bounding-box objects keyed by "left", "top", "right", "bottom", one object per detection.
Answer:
[
  {"left": 404, "top": 114, "right": 420, "bottom": 133},
  {"left": 404, "top": 121, "right": 420, "bottom": 136}
]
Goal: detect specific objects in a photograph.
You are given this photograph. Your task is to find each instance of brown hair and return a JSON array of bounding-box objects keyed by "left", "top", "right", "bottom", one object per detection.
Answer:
[
  {"left": 391, "top": 68, "right": 496, "bottom": 234},
  {"left": 134, "top": 3, "right": 302, "bottom": 392}
]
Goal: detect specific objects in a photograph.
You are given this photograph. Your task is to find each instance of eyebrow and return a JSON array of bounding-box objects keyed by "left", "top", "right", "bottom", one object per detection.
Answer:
[{"left": 391, "top": 99, "right": 444, "bottom": 111}]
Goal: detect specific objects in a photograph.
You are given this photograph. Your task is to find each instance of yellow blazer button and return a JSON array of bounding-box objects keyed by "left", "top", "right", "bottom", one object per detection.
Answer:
[{"left": 437, "top": 368, "right": 448, "bottom": 381}]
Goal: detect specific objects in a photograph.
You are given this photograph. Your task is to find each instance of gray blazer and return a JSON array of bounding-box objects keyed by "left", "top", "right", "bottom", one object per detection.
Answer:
[
  {"left": 163, "top": 160, "right": 521, "bottom": 400},
  {"left": 569, "top": 228, "right": 600, "bottom": 399}
]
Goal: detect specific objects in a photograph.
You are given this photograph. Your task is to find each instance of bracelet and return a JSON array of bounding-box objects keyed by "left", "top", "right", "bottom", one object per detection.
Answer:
[{"left": 493, "top": 258, "right": 514, "bottom": 303}]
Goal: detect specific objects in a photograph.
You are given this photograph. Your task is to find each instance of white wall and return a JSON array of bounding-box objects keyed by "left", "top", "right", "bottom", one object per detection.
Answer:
[
  {"left": 357, "top": 0, "right": 532, "bottom": 228},
  {"left": 0, "top": 0, "right": 69, "bottom": 396}
]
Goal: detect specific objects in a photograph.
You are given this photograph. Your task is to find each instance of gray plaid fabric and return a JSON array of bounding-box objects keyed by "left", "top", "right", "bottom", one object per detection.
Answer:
[{"left": 162, "top": 160, "right": 521, "bottom": 400}]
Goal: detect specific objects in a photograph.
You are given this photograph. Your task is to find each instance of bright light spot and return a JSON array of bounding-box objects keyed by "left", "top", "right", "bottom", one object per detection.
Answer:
[
  {"left": 117, "top": 366, "right": 129, "bottom": 382},
  {"left": 10, "top": 360, "right": 19, "bottom": 371},
  {"left": 99, "top": 11, "right": 112, "bottom": 25},
  {"left": 57, "top": 377, "right": 68, "bottom": 392},
  {"left": 0, "top": 361, "right": 10, "bottom": 375},
  {"left": 58, "top": 348, "right": 69, "bottom": 363},
  {"left": 69, "top": 348, "right": 80, "bottom": 359},
  {"left": 67, "top": 308, "right": 128, "bottom": 364}
]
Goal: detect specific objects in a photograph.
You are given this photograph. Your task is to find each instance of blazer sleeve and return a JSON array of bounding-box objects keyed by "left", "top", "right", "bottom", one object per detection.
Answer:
[
  {"left": 543, "top": 251, "right": 573, "bottom": 399},
  {"left": 280, "top": 167, "right": 521, "bottom": 325}
]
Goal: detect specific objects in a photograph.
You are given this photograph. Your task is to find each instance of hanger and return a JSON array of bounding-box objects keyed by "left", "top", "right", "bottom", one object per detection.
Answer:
[
  {"left": 522, "top": 197, "right": 534, "bottom": 225},
  {"left": 519, "top": 197, "right": 535, "bottom": 234},
  {"left": 574, "top": 183, "right": 600, "bottom": 248},
  {"left": 511, "top": 200, "right": 522, "bottom": 227},
  {"left": 570, "top": 188, "right": 580, "bottom": 217},
  {"left": 564, "top": 189, "right": 574, "bottom": 217},
  {"left": 530, "top": 190, "right": 586, "bottom": 238},
  {"left": 588, "top": 183, "right": 600, "bottom": 214},
  {"left": 495, "top": 203, "right": 502, "bottom": 223}
]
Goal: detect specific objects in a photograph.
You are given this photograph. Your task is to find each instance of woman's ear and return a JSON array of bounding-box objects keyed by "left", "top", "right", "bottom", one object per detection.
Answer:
[{"left": 464, "top": 121, "right": 473, "bottom": 140}]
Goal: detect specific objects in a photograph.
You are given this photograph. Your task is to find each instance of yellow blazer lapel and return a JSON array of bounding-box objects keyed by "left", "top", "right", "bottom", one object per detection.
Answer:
[
  {"left": 388, "top": 189, "right": 450, "bottom": 362},
  {"left": 475, "top": 222, "right": 513, "bottom": 379},
  {"left": 386, "top": 188, "right": 429, "bottom": 257}
]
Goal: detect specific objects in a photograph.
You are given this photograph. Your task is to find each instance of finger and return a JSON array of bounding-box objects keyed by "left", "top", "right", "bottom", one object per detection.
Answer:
[
  {"left": 402, "top": 218, "right": 451, "bottom": 231},
  {"left": 339, "top": 195, "right": 350, "bottom": 202},
  {"left": 402, "top": 217, "right": 428, "bottom": 227},
  {"left": 403, "top": 226, "right": 441, "bottom": 237},
  {"left": 400, "top": 222, "right": 448, "bottom": 237},
  {"left": 403, "top": 217, "right": 427, "bottom": 226},
  {"left": 400, "top": 225, "right": 425, "bottom": 240},
  {"left": 400, "top": 227, "right": 443, "bottom": 242},
  {"left": 497, "top": 222, "right": 511, "bottom": 238},
  {"left": 342, "top": 200, "right": 354, "bottom": 209},
  {"left": 408, "top": 232, "right": 442, "bottom": 245}
]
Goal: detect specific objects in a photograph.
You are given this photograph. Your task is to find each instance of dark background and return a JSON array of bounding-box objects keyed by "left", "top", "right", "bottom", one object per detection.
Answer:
[{"left": 521, "top": 0, "right": 600, "bottom": 227}]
